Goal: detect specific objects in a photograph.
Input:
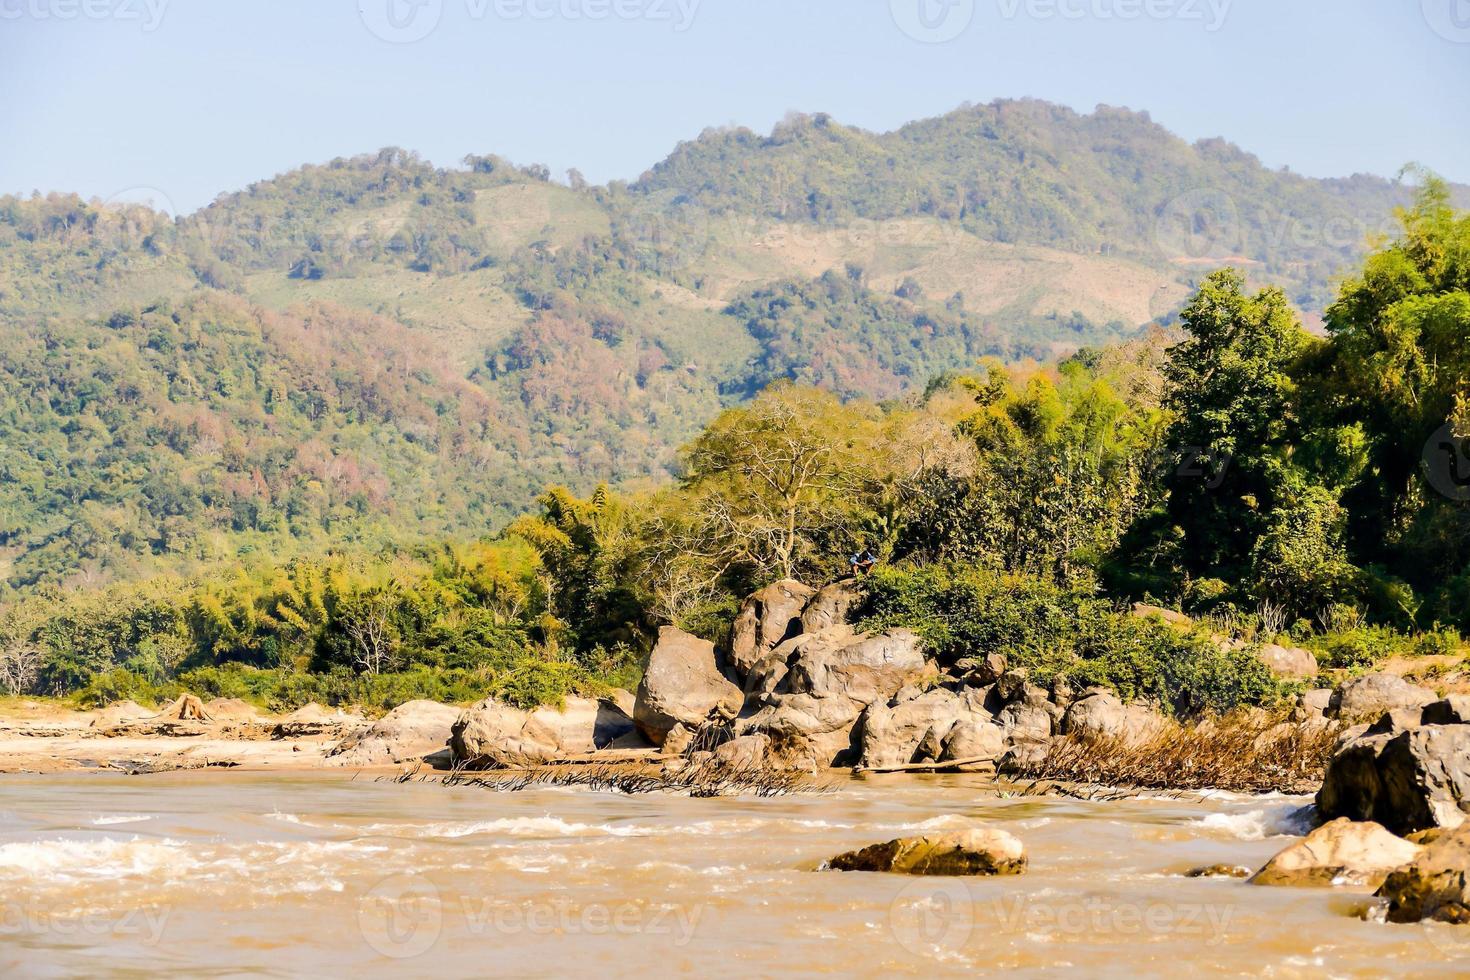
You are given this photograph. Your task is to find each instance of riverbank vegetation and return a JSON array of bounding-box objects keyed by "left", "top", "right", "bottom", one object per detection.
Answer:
[{"left": 2, "top": 181, "right": 1467, "bottom": 714}]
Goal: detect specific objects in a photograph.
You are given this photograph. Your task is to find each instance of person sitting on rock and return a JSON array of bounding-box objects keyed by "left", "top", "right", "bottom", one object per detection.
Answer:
[{"left": 849, "top": 548, "right": 878, "bottom": 577}]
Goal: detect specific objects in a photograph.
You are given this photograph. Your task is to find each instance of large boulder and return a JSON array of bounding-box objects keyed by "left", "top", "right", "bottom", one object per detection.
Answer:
[
  {"left": 451, "top": 695, "right": 636, "bottom": 767},
  {"left": 328, "top": 700, "right": 462, "bottom": 767},
  {"left": 939, "top": 714, "right": 1008, "bottom": 763},
  {"left": 1249, "top": 818, "right": 1422, "bottom": 889},
  {"left": 785, "top": 629, "right": 932, "bottom": 703},
  {"left": 634, "top": 627, "right": 743, "bottom": 746},
  {"left": 827, "top": 828, "right": 1027, "bottom": 876},
  {"left": 997, "top": 688, "right": 1059, "bottom": 739},
  {"left": 1060, "top": 691, "right": 1162, "bottom": 745},
  {"left": 1376, "top": 823, "right": 1470, "bottom": 923},
  {"left": 857, "top": 688, "right": 968, "bottom": 770},
  {"left": 737, "top": 693, "right": 864, "bottom": 768},
  {"left": 1257, "top": 643, "right": 1319, "bottom": 681},
  {"left": 799, "top": 579, "right": 864, "bottom": 634},
  {"left": 1329, "top": 673, "right": 1436, "bottom": 722},
  {"left": 712, "top": 733, "right": 771, "bottom": 769},
  {"left": 1317, "top": 724, "right": 1470, "bottom": 835},
  {"left": 729, "top": 580, "right": 816, "bottom": 679}
]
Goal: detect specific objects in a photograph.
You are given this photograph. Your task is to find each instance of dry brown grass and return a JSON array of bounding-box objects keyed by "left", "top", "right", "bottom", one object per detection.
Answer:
[{"left": 1005, "top": 712, "right": 1342, "bottom": 794}]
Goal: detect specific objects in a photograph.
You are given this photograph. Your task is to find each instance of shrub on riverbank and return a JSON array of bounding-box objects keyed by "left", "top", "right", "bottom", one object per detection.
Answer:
[{"left": 859, "top": 563, "right": 1286, "bottom": 716}]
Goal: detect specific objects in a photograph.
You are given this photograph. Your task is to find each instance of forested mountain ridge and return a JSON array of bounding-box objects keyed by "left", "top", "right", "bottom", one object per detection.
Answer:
[{"left": 0, "top": 100, "right": 1460, "bottom": 595}]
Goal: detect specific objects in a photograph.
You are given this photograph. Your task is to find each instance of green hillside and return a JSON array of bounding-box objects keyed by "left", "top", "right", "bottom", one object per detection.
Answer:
[{"left": 0, "top": 101, "right": 1458, "bottom": 595}]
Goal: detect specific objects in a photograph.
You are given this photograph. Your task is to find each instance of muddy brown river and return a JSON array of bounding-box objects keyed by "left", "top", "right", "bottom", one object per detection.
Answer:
[{"left": 1, "top": 772, "right": 1465, "bottom": 977}]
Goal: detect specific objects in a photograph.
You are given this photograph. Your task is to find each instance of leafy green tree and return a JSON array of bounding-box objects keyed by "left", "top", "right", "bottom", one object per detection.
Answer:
[
  {"left": 676, "top": 383, "right": 883, "bottom": 583},
  {"left": 1161, "top": 269, "right": 1312, "bottom": 585}
]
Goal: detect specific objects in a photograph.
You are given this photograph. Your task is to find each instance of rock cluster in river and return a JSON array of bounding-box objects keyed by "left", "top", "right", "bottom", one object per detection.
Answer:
[{"left": 629, "top": 578, "right": 1171, "bottom": 772}]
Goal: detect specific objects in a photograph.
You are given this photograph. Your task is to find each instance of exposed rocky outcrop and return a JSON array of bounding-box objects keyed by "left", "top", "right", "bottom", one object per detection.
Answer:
[
  {"left": 452, "top": 695, "right": 636, "bottom": 767},
  {"left": 328, "top": 700, "right": 463, "bottom": 767},
  {"left": 827, "top": 828, "right": 1027, "bottom": 876},
  {"left": 1376, "top": 822, "right": 1470, "bottom": 923},
  {"left": 857, "top": 688, "right": 969, "bottom": 770},
  {"left": 1329, "top": 673, "right": 1437, "bottom": 722},
  {"left": 634, "top": 627, "right": 743, "bottom": 746},
  {"left": 1317, "top": 715, "right": 1470, "bottom": 835},
  {"left": 729, "top": 579, "right": 816, "bottom": 678},
  {"left": 1249, "top": 818, "right": 1423, "bottom": 889},
  {"left": 1060, "top": 690, "right": 1163, "bottom": 745},
  {"left": 799, "top": 580, "right": 864, "bottom": 635},
  {"left": 712, "top": 733, "right": 771, "bottom": 768}
]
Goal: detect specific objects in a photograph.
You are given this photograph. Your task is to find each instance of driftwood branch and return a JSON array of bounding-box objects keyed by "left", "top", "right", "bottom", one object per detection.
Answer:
[{"left": 854, "top": 756, "right": 999, "bottom": 775}]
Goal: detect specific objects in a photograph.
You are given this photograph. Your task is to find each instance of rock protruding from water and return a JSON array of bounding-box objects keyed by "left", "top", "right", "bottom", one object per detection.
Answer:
[
  {"left": 1249, "top": 818, "right": 1423, "bottom": 889},
  {"left": 1376, "top": 823, "right": 1470, "bottom": 923},
  {"left": 827, "top": 828, "right": 1027, "bottom": 876},
  {"left": 729, "top": 579, "right": 816, "bottom": 678},
  {"left": 634, "top": 627, "right": 743, "bottom": 747},
  {"left": 1317, "top": 702, "right": 1470, "bottom": 836},
  {"left": 328, "top": 700, "right": 463, "bottom": 767},
  {"left": 452, "top": 695, "right": 637, "bottom": 767}
]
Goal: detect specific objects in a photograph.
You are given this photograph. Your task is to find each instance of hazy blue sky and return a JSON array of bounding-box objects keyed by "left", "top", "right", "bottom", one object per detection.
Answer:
[{"left": 2, "top": 0, "right": 1466, "bottom": 213}]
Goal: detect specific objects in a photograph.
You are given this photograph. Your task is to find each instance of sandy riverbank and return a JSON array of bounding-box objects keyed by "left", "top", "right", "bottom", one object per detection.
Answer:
[{"left": 0, "top": 699, "right": 375, "bottom": 775}]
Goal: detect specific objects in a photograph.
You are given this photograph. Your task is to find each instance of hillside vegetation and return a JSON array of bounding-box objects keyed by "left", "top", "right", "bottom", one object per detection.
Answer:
[{"left": 0, "top": 102, "right": 1461, "bottom": 597}]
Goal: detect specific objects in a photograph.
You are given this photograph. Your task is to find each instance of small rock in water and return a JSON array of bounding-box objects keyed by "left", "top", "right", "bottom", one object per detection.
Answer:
[
  {"left": 1185, "top": 864, "right": 1253, "bottom": 879},
  {"left": 826, "top": 828, "right": 1027, "bottom": 876},
  {"left": 1377, "top": 822, "right": 1470, "bottom": 924}
]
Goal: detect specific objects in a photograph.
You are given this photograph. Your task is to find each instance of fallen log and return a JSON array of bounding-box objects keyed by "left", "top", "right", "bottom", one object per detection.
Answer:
[{"left": 854, "top": 755, "right": 999, "bottom": 775}]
